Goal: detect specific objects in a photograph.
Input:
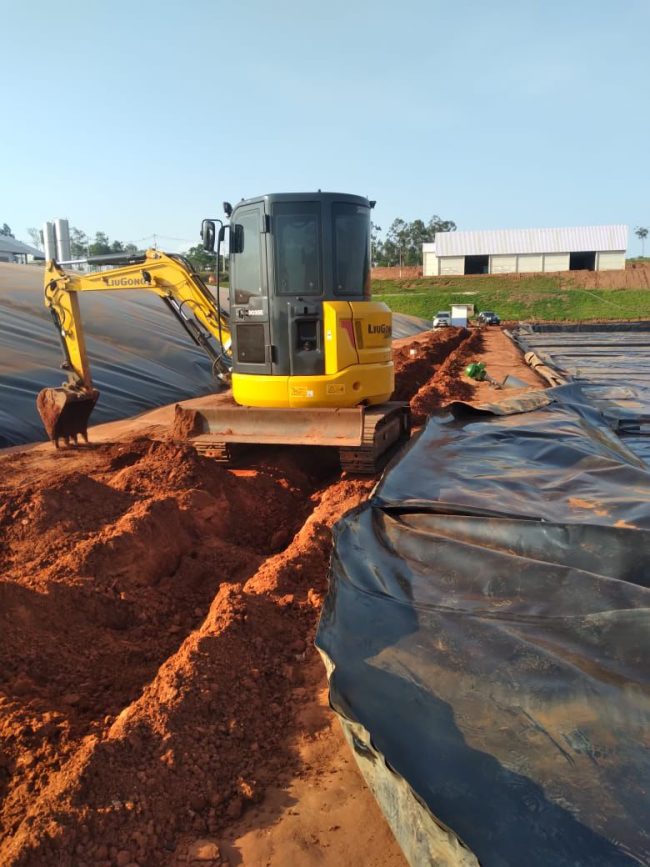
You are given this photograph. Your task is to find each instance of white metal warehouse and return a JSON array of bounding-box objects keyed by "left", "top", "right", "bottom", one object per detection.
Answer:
[{"left": 422, "top": 225, "right": 627, "bottom": 277}]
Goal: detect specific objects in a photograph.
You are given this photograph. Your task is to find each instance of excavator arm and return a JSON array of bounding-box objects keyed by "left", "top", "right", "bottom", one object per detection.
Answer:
[{"left": 38, "top": 249, "right": 232, "bottom": 446}]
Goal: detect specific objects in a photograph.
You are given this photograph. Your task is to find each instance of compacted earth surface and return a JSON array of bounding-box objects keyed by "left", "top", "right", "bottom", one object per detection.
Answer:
[{"left": 0, "top": 327, "right": 543, "bottom": 866}]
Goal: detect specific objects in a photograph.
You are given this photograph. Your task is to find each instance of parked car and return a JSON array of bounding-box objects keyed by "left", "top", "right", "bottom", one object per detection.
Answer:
[
  {"left": 432, "top": 311, "right": 451, "bottom": 329},
  {"left": 477, "top": 310, "right": 501, "bottom": 325}
]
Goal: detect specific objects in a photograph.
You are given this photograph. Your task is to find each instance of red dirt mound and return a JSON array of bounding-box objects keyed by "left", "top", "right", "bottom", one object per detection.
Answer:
[
  {"left": 0, "top": 327, "right": 469, "bottom": 865},
  {"left": 0, "top": 477, "right": 373, "bottom": 867},
  {"left": 392, "top": 328, "right": 469, "bottom": 401},
  {"left": 0, "top": 438, "right": 328, "bottom": 864},
  {"left": 410, "top": 329, "right": 485, "bottom": 424}
]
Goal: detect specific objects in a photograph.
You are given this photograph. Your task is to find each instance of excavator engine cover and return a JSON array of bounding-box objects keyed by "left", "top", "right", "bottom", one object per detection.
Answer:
[{"left": 36, "top": 387, "right": 100, "bottom": 448}]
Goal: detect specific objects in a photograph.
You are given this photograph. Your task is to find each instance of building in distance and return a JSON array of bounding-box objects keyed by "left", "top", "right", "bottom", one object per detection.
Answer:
[
  {"left": 0, "top": 237, "right": 45, "bottom": 264},
  {"left": 423, "top": 225, "right": 627, "bottom": 276}
]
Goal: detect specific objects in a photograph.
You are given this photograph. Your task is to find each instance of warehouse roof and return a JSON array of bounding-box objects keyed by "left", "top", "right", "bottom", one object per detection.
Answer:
[
  {"left": 0, "top": 237, "right": 44, "bottom": 258},
  {"left": 435, "top": 225, "right": 628, "bottom": 257}
]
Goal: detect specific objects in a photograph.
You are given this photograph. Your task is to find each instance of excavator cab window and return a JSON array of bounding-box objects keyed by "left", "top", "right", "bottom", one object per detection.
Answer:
[
  {"left": 232, "top": 223, "right": 244, "bottom": 254},
  {"left": 273, "top": 202, "right": 321, "bottom": 296},
  {"left": 333, "top": 202, "right": 371, "bottom": 297},
  {"left": 231, "top": 209, "right": 263, "bottom": 304}
]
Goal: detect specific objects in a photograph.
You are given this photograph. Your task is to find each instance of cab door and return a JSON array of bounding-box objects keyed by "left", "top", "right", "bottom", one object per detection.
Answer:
[
  {"left": 230, "top": 203, "right": 272, "bottom": 375},
  {"left": 269, "top": 200, "right": 325, "bottom": 377}
]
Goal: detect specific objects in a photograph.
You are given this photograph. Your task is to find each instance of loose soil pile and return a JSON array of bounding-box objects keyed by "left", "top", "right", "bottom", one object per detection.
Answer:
[
  {"left": 409, "top": 329, "right": 485, "bottom": 424},
  {"left": 0, "top": 327, "right": 483, "bottom": 866},
  {"left": 392, "top": 328, "right": 469, "bottom": 402},
  {"left": 0, "top": 440, "right": 335, "bottom": 866},
  {"left": 393, "top": 327, "right": 485, "bottom": 423}
]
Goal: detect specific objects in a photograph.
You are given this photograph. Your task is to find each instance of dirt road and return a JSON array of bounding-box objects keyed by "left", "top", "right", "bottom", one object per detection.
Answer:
[{"left": 0, "top": 328, "right": 542, "bottom": 866}]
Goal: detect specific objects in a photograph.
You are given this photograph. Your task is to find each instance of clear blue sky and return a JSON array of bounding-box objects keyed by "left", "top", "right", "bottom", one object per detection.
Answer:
[{"left": 2, "top": 0, "right": 649, "bottom": 254}]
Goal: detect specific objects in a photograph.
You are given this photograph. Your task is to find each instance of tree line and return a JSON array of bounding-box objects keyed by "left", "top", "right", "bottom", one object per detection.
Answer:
[
  {"left": 1, "top": 223, "right": 141, "bottom": 259},
  {"left": 6, "top": 219, "right": 650, "bottom": 265},
  {"left": 6, "top": 220, "right": 217, "bottom": 270},
  {"left": 5, "top": 215, "right": 457, "bottom": 270},
  {"left": 66, "top": 228, "right": 140, "bottom": 258},
  {"left": 372, "top": 215, "right": 457, "bottom": 267}
]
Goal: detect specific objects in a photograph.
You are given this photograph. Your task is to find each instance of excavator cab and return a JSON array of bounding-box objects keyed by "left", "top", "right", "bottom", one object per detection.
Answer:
[{"left": 205, "top": 192, "right": 393, "bottom": 408}]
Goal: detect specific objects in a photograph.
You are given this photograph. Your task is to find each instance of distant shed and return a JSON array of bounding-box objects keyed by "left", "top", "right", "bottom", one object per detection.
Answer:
[
  {"left": 423, "top": 225, "right": 627, "bottom": 276},
  {"left": 451, "top": 303, "right": 474, "bottom": 327},
  {"left": 0, "top": 237, "right": 45, "bottom": 264}
]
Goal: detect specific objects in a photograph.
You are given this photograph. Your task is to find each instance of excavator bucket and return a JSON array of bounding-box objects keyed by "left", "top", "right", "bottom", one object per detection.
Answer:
[
  {"left": 36, "top": 387, "right": 100, "bottom": 448},
  {"left": 173, "top": 402, "right": 411, "bottom": 474}
]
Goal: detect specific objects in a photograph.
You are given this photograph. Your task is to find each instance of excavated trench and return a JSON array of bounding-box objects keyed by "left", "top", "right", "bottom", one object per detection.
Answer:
[{"left": 0, "top": 328, "right": 479, "bottom": 867}]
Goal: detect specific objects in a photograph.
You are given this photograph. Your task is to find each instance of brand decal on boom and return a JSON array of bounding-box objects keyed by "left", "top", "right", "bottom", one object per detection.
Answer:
[{"left": 105, "top": 277, "right": 147, "bottom": 287}]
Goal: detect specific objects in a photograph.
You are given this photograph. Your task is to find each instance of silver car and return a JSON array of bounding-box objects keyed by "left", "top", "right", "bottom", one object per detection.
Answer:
[{"left": 432, "top": 311, "right": 451, "bottom": 329}]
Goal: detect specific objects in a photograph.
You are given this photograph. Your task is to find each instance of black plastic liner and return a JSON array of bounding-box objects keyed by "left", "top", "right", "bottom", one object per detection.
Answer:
[
  {"left": 317, "top": 384, "right": 650, "bottom": 866},
  {"left": 0, "top": 287, "right": 219, "bottom": 447},
  {"left": 0, "top": 268, "right": 428, "bottom": 447},
  {"left": 513, "top": 324, "right": 650, "bottom": 465},
  {"left": 524, "top": 320, "right": 650, "bottom": 333}
]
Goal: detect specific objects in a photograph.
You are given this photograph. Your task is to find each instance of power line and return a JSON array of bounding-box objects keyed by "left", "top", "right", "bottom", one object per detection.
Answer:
[{"left": 133, "top": 234, "right": 195, "bottom": 243}]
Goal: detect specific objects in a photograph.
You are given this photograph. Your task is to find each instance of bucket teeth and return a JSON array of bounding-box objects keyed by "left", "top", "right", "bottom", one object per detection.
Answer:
[{"left": 36, "top": 387, "right": 99, "bottom": 448}]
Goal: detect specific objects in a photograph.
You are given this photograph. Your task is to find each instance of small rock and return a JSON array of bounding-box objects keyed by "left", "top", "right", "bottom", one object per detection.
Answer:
[
  {"left": 189, "top": 793, "right": 207, "bottom": 812},
  {"left": 192, "top": 815, "right": 207, "bottom": 832},
  {"left": 188, "top": 838, "right": 221, "bottom": 861},
  {"left": 62, "top": 693, "right": 81, "bottom": 706},
  {"left": 226, "top": 796, "right": 243, "bottom": 819},
  {"left": 289, "top": 639, "right": 306, "bottom": 654},
  {"left": 307, "top": 588, "right": 323, "bottom": 608},
  {"left": 116, "top": 851, "right": 132, "bottom": 867},
  {"left": 131, "top": 831, "right": 147, "bottom": 849},
  {"left": 270, "top": 528, "right": 291, "bottom": 550}
]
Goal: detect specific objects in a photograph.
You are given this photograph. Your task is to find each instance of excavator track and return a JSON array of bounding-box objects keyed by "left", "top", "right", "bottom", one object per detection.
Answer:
[
  {"left": 338, "top": 403, "right": 411, "bottom": 474},
  {"left": 174, "top": 402, "right": 411, "bottom": 475}
]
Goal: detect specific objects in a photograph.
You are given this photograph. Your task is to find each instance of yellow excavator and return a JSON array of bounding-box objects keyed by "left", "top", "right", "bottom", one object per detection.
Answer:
[{"left": 37, "top": 192, "right": 410, "bottom": 472}]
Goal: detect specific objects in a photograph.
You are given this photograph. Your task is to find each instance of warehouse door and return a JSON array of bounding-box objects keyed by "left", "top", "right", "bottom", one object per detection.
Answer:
[
  {"left": 569, "top": 251, "right": 596, "bottom": 271},
  {"left": 465, "top": 255, "right": 489, "bottom": 275}
]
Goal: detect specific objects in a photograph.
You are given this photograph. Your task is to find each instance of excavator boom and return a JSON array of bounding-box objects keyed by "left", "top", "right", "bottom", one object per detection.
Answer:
[{"left": 38, "top": 249, "right": 231, "bottom": 446}]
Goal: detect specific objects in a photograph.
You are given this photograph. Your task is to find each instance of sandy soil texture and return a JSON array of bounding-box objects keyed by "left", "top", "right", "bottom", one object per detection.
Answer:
[
  {"left": 0, "top": 328, "right": 542, "bottom": 866},
  {"left": 562, "top": 262, "right": 650, "bottom": 290}
]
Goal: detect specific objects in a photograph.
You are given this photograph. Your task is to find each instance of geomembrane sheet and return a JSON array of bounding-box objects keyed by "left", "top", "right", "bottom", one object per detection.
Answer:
[{"left": 317, "top": 385, "right": 650, "bottom": 866}]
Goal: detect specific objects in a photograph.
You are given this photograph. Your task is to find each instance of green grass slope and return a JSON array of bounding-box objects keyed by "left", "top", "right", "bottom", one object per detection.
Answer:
[{"left": 373, "top": 274, "right": 650, "bottom": 322}]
